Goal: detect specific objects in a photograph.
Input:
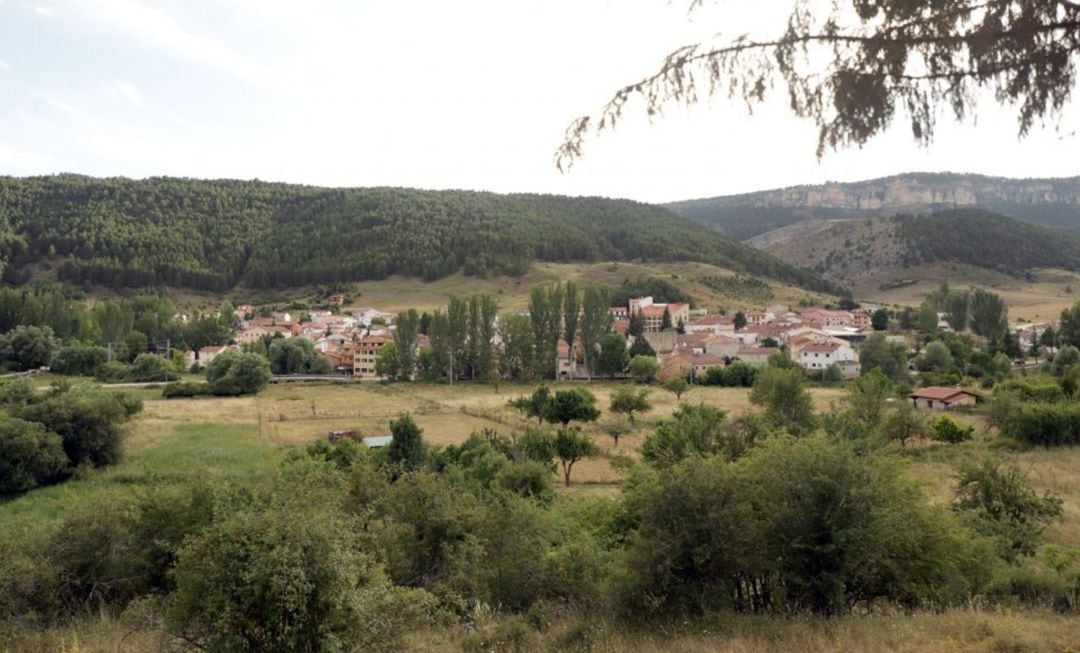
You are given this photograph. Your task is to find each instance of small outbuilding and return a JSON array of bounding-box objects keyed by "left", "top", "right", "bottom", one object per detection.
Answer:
[
  {"left": 909, "top": 387, "right": 980, "bottom": 411},
  {"left": 362, "top": 435, "right": 393, "bottom": 449}
]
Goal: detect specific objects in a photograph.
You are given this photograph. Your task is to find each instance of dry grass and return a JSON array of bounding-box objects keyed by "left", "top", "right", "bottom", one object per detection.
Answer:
[
  {"left": 856, "top": 265, "right": 1080, "bottom": 320},
  {"left": 414, "top": 608, "right": 1080, "bottom": 653},
  {"left": 8, "top": 608, "right": 1079, "bottom": 653},
  {"left": 148, "top": 260, "right": 827, "bottom": 314}
]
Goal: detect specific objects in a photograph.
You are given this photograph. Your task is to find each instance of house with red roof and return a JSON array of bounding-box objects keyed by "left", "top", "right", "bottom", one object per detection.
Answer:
[{"left": 909, "top": 387, "right": 981, "bottom": 411}]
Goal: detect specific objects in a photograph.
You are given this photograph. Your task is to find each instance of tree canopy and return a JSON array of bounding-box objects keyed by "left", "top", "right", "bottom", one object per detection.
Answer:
[
  {"left": 557, "top": 1, "right": 1080, "bottom": 168},
  {"left": 0, "top": 176, "right": 840, "bottom": 295}
]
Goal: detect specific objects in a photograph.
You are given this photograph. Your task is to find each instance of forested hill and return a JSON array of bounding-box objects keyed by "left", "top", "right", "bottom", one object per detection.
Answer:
[
  {"left": 751, "top": 209, "right": 1080, "bottom": 288},
  {"left": 0, "top": 176, "right": 841, "bottom": 294},
  {"left": 667, "top": 172, "right": 1080, "bottom": 241}
]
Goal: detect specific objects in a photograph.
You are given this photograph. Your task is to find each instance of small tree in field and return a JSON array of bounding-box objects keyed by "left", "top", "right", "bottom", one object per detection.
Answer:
[
  {"left": 600, "top": 419, "right": 633, "bottom": 449},
  {"left": 609, "top": 386, "right": 651, "bottom": 424},
  {"left": 508, "top": 385, "right": 550, "bottom": 424},
  {"left": 629, "top": 355, "right": 660, "bottom": 384},
  {"left": 554, "top": 427, "right": 599, "bottom": 487},
  {"left": 883, "top": 403, "right": 926, "bottom": 448},
  {"left": 542, "top": 388, "right": 601, "bottom": 427},
  {"left": 662, "top": 376, "right": 691, "bottom": 402}
]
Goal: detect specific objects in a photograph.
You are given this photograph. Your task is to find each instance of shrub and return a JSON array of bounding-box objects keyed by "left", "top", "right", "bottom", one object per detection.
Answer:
[
  {"left": 205, "top": 351, "right": 271, "bottom": 396},
  {"left": 94, "top": 361, "right": 130, "bottom": 383},
  {"left": 162, "top": 382, "right": 214, "bottom": 399},
  {"left": 954, "top": 460, "right": 1063, "bottom": 562},
  {"left": 0, "top": 416, "right": 68, "bottom": 495},
  {"left": 1001, "top": 402, "right": 1080, "bottom": 446},
  {"left": 127, "top": 353, "right": 174, "bottom": 382},
  {"left": 15, "top": 388, "right": 134, "bottom": 468},
  {"left": 930, "top": 416, "right": 975, "bottom": 444},
  {"left": 0, "top": 377, "right": 36, "bottom": 408},
  {"left": 0, "top": 325, "right": 59, "bottom": 372},
  {"left": 621, "top": 436, "right": 988, "bottom": 616},
  {"left": 495, "top": 462, "right": 555, "bottom": 506},
  {"left": 49, "top": 344, "right": 108, "bottom": 376},
  {"left": 166, "top": 464, "right": 434, "bottom": 651}
]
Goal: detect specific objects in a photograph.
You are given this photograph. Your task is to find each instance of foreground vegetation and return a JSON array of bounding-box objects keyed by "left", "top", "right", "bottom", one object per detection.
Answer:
[{"left": 3, "top": 367, "right": 1080, "bottom": 651}]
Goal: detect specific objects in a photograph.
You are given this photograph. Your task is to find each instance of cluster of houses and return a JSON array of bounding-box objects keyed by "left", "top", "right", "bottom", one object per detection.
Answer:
[
  {"left": 608, "top": 302, "right": 866, "bottom": 381},
  {"left": 180, "top": 296, "right": 886, "bottom": 382}
]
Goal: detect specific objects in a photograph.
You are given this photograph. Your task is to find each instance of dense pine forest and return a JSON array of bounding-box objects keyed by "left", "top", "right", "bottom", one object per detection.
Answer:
[
  {"left": 0, "top": 176, "right": 840, "bottom": 294},
  {"left": 895, "top": 210, "right": 1080, "bottom": 275}
]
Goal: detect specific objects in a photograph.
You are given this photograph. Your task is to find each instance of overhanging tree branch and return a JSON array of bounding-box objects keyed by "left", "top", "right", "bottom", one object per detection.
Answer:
[{"left": 556, "top": 0, "right": 1080, "bottom": 171}]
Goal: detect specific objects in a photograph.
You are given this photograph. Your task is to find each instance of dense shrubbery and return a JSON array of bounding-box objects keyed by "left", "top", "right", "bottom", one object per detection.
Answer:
[
  {"left": 49, "top": 344, "right": 108, "bottom": 376},
  {"left": 205, "top": 351, "right": 271, "bottom": 396},
  {"left": 0, "top": 381, "right": 141, "bottom": 495},
  {"left": 1001, "top": 403, "right": 1080, "bottom": 446},
  {"left": 700, "top": 361, "right": 757, "bottom": 387},
  {"left": 161, "top": 382, "right": 214, "bottom": 399}
]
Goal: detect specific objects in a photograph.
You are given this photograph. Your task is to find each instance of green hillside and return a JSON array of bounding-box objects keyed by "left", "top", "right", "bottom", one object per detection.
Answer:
[
  {"left": 0, "top": 176, "right": 840, "bottom": 294},
  {"left": 751, "top": 209, "right": 1080, "bottom": 290},
  {"left": 897, "top": 210, "right": 1080, "bottom": 273}
]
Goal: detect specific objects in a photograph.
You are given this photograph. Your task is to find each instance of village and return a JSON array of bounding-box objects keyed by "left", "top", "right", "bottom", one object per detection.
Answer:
[{"left": 180, "top": 290, "right": 1059, "bottom": 393}]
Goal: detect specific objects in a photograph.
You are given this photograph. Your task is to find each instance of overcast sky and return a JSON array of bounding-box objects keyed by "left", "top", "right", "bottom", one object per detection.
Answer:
[{"left": 1, "top": 0, "right": 1077, "bottom": 203}]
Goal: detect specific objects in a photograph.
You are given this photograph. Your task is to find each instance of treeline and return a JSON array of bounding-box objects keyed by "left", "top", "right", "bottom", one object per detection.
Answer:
[
  {"left": 382, "top": 284, "right": 619, "bottom": 382},
  {"left": 0, "top": 286, "right": 232, "bottom": 374},
  {"left": 0, "top": 176, "right": 842, "bottom": 294}
]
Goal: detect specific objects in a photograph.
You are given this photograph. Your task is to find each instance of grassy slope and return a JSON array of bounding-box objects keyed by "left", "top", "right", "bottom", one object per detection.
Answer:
[{"left": 105, "top": 260, "right": 833, "bottom": 314}]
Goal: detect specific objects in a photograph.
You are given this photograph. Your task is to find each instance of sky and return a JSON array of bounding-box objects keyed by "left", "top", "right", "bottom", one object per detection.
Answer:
[{"left": 1, "top": 0, "right": 1078, "bottom": 203}]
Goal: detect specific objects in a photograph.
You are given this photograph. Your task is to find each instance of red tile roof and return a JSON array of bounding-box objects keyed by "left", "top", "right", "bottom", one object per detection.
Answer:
[{"left": 909, "top": 387, "right": 979, "bottom": 403}]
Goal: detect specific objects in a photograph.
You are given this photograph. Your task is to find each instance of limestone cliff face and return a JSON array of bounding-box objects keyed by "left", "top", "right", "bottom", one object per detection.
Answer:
[
  {"left": 667, "top": 173, "right": 1080, "bottom": 241},
  {"left": 730, "top": 174, "right": 1080, "bottom": 212}
]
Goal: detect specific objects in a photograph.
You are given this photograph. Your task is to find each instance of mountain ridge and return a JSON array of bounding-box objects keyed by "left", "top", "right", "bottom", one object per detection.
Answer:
[
  {"left": 0, "top": 175, "right": 843, "bottom": 295},
  {"left": 666, "top": 172, "right": 1080, "bottom": 240}
]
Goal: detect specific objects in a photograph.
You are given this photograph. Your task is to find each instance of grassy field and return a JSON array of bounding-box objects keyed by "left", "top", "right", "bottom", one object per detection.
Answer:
[
  {"left": 4, "top": 379, "right": 1080, "bottom": 542},
  {"left": 0, "top": 380, "right": 848, "bottom": 531},
  {"left": 855, "top": 265, "right": 1080, "bottom": 321},
  {"left": 11, "top": 608, "right": 1080, "bottom": 653}
]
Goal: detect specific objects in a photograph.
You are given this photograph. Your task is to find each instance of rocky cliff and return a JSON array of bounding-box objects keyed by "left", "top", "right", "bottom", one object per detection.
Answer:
[{"left": 667, "top": 173, "right": 1080, "bottom": 240}]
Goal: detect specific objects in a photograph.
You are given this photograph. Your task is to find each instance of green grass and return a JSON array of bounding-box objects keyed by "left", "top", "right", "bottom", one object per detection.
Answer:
[{"left": 0, "top": 421, "right": 282, "bottom": 534}]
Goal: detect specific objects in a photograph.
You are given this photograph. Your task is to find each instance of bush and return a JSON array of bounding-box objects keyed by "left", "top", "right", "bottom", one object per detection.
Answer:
[
  {"left": 0, "top": 416, "right": 68, "bottom": 495},
  {"left": 495, "top": 461, "right": 555, "bottom": 506},
  {"left": 0, "top": 377, "right": 35, "bottom": 408},
  {"left": 994, "top": 377, "right": 1065, "bottom": 403},
  {"left": 49, "top": 344, "right": 108, "bottom": 376},
  {"left": 205, "top": 351, "right": 271, "bottom": 396},
  {"left": 930, "top": 416, "right": 975, "bottom": 444},
  {"left": 162, "top": 382, "right": 214, "bottom": 399},
  {"left": 94, "top": 361, "right": 130, "bottom": 383},
  {"left": 15, "top": 388, "right": 134, "bottom": 468},
  {"left": 127, "top": 353, "right": 175, "bottom": 382},
  {"left": 700, "top": 362, "right": 757, "bottom": 387},
  {"left": 621, "top": 436, "right": 988, "bottom": 616},
  {"left": 1001, "top": 402, "right": 1080, "bottom": 446},
  {"left": 0, "top": 325, "right": 59, "bottom": 372}
]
